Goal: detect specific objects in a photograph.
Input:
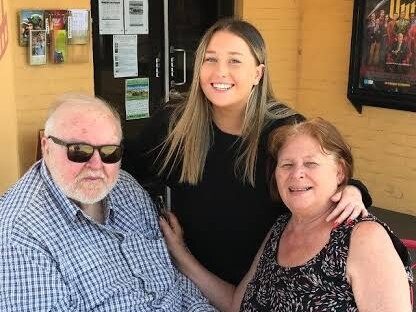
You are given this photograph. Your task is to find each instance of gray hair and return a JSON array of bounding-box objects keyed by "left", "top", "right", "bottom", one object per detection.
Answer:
[{"left": 44, "top": 92, "right": 122, "bottom": 139}]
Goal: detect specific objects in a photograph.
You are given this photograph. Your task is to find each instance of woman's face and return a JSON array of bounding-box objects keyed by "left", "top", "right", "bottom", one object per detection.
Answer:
[
  {"left": 199, "top": 30, "right": 264, "bottom": 115},
  {"left": 275, "top": 134, "right": 344, "bottom": 216}
]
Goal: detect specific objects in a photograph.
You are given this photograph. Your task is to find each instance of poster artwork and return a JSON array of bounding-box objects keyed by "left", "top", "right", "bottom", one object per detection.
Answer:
[
  {"left": 29, "top": 29, "right": 47, "bottom": 65},
  {"left": 50, "top": 29, "right": 68, "bottom": 64},
  {"left": 125, "top": 78, "right": 149, "bottom": 120},
  {"left": 45, "top": 10, "right": 67, "bottom": 34},
  {"left": 360, "top": 0, "right": 416, "bottom": 94},
  {"left": 19, "top": 10, "right": 44, "bottom": 46}
]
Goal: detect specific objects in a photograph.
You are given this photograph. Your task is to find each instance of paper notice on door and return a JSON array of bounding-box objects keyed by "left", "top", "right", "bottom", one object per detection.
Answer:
[
  {"left": 98, "top": 0, "right": 124, "bottom": 34},
  {"left": 113, "top": 34, "right": 138, "bottom": 78},
  {"left": 125, "top": 78, "right": 150, "bottom": 120},
  {"left": 124, "top": 0, "right": 148, "bottom": 34}
]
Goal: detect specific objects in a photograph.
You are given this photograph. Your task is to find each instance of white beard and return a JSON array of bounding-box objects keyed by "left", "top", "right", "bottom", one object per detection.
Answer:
[{"left": 48, "top": 165, "right": 119, "bottom": 205}]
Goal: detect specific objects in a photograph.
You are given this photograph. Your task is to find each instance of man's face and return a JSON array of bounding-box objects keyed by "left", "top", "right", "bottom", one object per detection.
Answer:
[
  {"left": 42, "top": 104, "right": 121, "bottom": 205},
  {"left": 398, "top": 33, "right": 404, "bottom": 42}
]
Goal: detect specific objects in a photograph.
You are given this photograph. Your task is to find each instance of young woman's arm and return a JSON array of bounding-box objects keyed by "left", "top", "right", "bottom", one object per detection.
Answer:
[
  {"left": 346, "top": 221, "right": 412, "bottom": 312},
  {"left": 326, "top": 184, "right": 370, "bottom": 226},
  {"left": 160, "top": 212, "right": 270, "bottom": 312}
]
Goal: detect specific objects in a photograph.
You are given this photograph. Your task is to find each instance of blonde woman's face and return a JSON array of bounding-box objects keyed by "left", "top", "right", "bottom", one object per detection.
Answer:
[{"left": 199, "top": 31, "right": 264, "bottom": 115}]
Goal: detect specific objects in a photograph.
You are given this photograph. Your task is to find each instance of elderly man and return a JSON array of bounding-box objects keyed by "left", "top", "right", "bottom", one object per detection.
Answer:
[{"left": 0, "top": 94, "right": 217, "bottom": 311}]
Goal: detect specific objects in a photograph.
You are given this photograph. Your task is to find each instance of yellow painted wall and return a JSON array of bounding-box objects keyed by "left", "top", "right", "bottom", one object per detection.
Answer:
[
  {"left": 239, "top": 0, "right": 416, "bottom": 216},
  {"left": 0, "top": 0, "right": 19, "bottom": 193},
  {"left": 236, "top": 0, "right": 300, "bottom": 107},
  {"left": 297, "top": 0, "right": 416, "bottom": 217},
  {"left": 2, "top": 0, "right": 415, "bottom": 215},
  {"left": 8, "top": 0, "right": 93, "bottom": 177}
]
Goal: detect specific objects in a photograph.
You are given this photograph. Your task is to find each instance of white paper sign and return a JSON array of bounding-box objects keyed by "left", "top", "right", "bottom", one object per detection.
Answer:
[
  {"left": 68, "top": 9, "right": 89, "bottom": 44},
  {"left": 124, "top": 0, "right": 148, "bottom": 34},
  {"left": 113, "top": 34, "right": 138, "bottom": 78},
  {"left": 125, "top": 78, "right": 150, "bottom": 120},
  {"left": 98, "top": 0, "right": 124, "bottom": 34}
]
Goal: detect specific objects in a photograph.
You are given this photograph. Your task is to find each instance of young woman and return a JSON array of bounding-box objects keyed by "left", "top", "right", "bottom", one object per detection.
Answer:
[{"left": 123, "top": 18, "right": 372, "bottom": 285}]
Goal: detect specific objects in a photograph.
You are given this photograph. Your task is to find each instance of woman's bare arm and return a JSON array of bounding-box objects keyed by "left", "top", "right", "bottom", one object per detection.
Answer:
[{"left": 346, "top": 221, "right": 411, "bottom": 312}]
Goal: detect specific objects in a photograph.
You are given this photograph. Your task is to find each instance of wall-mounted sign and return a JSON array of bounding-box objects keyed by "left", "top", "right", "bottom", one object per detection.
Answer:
[
  {"left": 125, "top": 77, "right": 149, "bottom": 120},
  {"left": 68, "top": 9, "right": 89, "bottom": 44},
  {"left": 50, "top": 29, "right": 67, "bottom": 64},
  {"left": 17, "top": 9, "right": 90, "bottom": 65},
  {"left": 29, "top": 29, "right": 46, "bottom": 65},
  {"left": 124, "top": 0, "right": 148, "bottom": 34},
  {"left": 348, "top": 0, "right": 416, "bottom": 112},
  {"left": 98, "top": 0, "right": 124, "bottom": 34},
  {"left": 113, "top": 34, "right": 138, "bottom": 77},
  {"left": 19, "top": 10, "right": 44, "bottom": 46},
  {"left": 97, "top": 0, "right": 148, "bottom": 35}
]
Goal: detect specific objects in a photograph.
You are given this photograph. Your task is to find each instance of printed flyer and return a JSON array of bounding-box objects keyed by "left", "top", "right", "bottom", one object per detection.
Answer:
[{"left": 125, "top": 77, "right": 150, "bottom": 120}]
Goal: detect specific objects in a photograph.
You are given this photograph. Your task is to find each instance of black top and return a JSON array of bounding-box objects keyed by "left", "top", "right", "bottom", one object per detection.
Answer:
[
  {"left": 240, "top": 214, "right": 413, "bottom": 311},
  {"left": 122, "top": 104, "right": 372, "bottom": 285}
]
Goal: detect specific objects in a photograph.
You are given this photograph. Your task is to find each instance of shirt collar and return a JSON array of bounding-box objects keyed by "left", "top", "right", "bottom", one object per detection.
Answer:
[{"left": 39, "top": 160, "right": 117, "bottom": 224}]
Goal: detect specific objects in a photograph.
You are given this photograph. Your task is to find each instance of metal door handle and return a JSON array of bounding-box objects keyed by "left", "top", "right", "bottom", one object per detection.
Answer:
[
  {"left": 170, "top": 46, "right": 187, "bottom": 86},
  {"left": 155, "top": 57, "right": 161, "bottom": 78}
]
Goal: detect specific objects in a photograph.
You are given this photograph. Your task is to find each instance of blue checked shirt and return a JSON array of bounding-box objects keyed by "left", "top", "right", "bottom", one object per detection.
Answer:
[{"left": 0, "top": 161, "right": 217, "bottom": 312}]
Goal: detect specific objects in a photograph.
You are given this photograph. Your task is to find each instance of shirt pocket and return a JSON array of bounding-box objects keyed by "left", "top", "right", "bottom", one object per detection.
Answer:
[{"left": 121, "top": 233, "right": 180, "bottom": 301}]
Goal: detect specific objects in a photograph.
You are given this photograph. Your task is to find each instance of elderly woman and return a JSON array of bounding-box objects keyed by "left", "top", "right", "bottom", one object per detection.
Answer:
[{"left": 161, "top": 117, "right": 413, "bottom": 311}]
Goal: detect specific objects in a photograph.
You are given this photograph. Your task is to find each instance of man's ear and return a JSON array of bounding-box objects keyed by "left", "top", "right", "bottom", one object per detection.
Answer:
[
  {"left": 41, "top": 137, "right": 49, "bottom": 158},
  {"left": 253, "top": 64, "right": 265, "bottom": 86}
]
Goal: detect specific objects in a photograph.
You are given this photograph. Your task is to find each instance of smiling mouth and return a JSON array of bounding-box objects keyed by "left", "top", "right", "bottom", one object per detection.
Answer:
[
  {"left": 289, "top": 187, "right": 312, "bottom": 192},
  {"left": 212, "top": 83, "right": 233, "bottom": 91}
]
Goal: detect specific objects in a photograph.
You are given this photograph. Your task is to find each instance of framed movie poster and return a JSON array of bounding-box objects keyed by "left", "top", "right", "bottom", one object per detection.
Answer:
[{"left": 348, "top": 0, "right": 416, "bottom": 112}]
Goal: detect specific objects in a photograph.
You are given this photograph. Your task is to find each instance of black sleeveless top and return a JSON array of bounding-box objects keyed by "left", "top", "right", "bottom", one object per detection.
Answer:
[{"left": 240, "top": 214, "right": 413, "bottom": 311}]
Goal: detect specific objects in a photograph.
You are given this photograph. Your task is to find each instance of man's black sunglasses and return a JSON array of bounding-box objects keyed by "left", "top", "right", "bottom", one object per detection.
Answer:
[{"left": 47, "top": 136, "right": 123, "bottom": 164}]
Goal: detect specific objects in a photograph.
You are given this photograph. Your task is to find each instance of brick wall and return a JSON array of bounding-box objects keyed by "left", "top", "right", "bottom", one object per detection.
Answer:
[
  {"left": 239, "top": 0, "right": 416, "bottom": 216},
  {"left": 296, "top": 0, "right": 416, "bottom": 216},
  {"left": 8, "top": 0, "right": 94, "bottom": 175},
  {"left": 0, "top": 0, "right": 19, "bottom": 193},
  {"left": 238, "top": 0, "right": 300, "bottom": 107}
]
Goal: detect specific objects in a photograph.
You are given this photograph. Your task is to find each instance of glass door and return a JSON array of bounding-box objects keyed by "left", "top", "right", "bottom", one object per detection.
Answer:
[
  {"left": 167, "top": 0, "right": 234, "bottom": 96},
  {"left": 90, "top": 0, "right": 165, "bottom": 141}
]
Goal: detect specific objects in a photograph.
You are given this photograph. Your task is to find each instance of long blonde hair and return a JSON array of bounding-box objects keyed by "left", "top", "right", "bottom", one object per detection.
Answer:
[{"left": 160, "top": 18, "right": 293, "bottom": 186}]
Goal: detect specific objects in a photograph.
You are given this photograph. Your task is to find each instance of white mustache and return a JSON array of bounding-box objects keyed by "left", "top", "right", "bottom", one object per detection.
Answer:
[{"left": 76, "top": 170, "right": 106, "bottom": 181}]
